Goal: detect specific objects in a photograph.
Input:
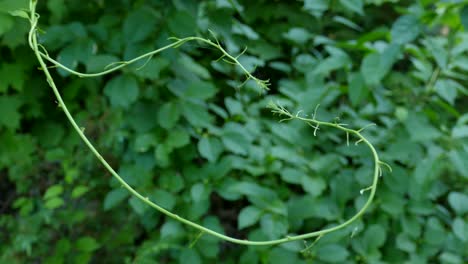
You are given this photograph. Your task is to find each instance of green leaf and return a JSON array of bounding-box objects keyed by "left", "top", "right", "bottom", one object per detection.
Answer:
[
  {"left": 103, "top": 188, "right": 129, "bottom": 210},
  {"left": 424, "top": 37, "right": 448, "bottom": 69},
  {"left": 0, "top": 95, "right": 22, "bottom": 130},
  {"left": 150, "top": 189, "right": 176, "bottom": 210},
  {"left": 452, "top": 218, "right": 468, "bottom": 242},
  {"left": 339, "top": 0, "right": 363, "bottom": 15},
  {"left": 0, "top": 63, "right": 26, "bottom": 92},
  {"left": 260, "top": 214, "right": 288, "bottom": 239},
  {"left": 348, "top": 72, "right": 368, "bottom": 106},
  {"left": 396, "top": 233, "right": 416, "bottom": 252},
  {"left": 448, "top": 192, "right": 468, "bottom": 214},
  {"left": 181, "top": 100, "right": 213, "bottom": 127},
  {"left": 460, "top": 6, "right": 468, "bottom": 30},
  {"left": 434, "top": 79, "right": 459, "bottom": 105},
  {"left": 238, "top": 206, "right": 262, "bottom": 229},
  {"left": 75, "top": 237, "right": 100, "bottom": 252},
  {"left": 317, "top": 244, "right": 349, "bottom": 262},
  {"left": 301, "top": 175, "right": 326, "bottom": 197},
  {"left": 363, "top": 224, "right": 387, "bottom": 249},
  {"left": 168, "top": 10, "right": 197, "bottom": 37},
  {"left": 303, "top": 0, "right": 329, "bottom": 18},
  {"left": 360, "top": 53, "right": 383, "bottom": 85},
  {"left": 129, "top": 196, "right": 148, "bottom": 215},
  {"left": 71, "top": 186, "right": 89, "bottom": 199},
  {"left": 452, "top": 125, "right": 468, "bottom": 138},
  {"left": 44, "top": 197, "right": 64, "bottom": 209},
  {"left": 178, "top": 248, "right": 201, "bottom": 264},
  {"left": 391, "top": 15, "right": 421, "bottom": 44},
  {"left": 104, "top": 75, "right": 139, "bottom": 109},
  {"left": 448, "top": 150, "right": 468, "bottom": 179},
  {"left": 166, "top": 128, "right": 190, "bottom": 149},
  {"left": 123, "top": 8, "right": 157, "bottom": 43},
  {"left": 198, "top": 137, "right": 223, "bottom": 162},
  {"left": 85, "top": 54, "right": 118, "bottom": 73},
  {"left": 184, "top": 81, "right": 217, "bottom": 99},
  {"left": 404, "top": 112, "right": 441, "bottom": 142},
  {"left": 221, "top": 130, "right": 249, "bottom": 155},
  {"left": 281, "top": 168, "right": 303, "bottom": 184},
  {"left": 191, "top": 183, "right": 207, "bottom": 202},
  {"left": 283, "top": 28, "right": 312, "bottom": 45},
  {"left": 0, "top": 13, "right": 13, "bottom": 36},
  {"left": 158, "top": 101, "right": 181, "bottom": 130},
  {"left": 8, "top": 9, "right": 28, "bottom": 19},
  {"left": 44, "top": 185, "right": 63, "bottom": 199}
]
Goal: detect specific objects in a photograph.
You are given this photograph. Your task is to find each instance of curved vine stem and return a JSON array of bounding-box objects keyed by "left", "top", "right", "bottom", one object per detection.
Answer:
[{"left": 27, "top": 0, "right": 386, "bottom": 247}]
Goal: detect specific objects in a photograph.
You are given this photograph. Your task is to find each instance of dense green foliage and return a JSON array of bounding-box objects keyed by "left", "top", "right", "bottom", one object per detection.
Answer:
[{"left": 1, "top": 0, "right": 468, "bottom": 263}]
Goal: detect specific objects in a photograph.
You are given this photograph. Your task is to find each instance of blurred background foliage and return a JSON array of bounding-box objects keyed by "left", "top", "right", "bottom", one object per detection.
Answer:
[{"left": 1, "top": 0, "right": 468, "bottom": 263}]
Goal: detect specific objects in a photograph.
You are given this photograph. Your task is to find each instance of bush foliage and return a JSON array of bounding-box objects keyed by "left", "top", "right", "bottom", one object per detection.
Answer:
[{"left": 1, "top": 0, "right": 467, "bottom": 263}]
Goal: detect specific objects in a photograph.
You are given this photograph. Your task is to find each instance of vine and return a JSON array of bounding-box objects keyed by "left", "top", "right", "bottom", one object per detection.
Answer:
[{"left": 25, "top": 0, "right": 390, "bottom": 247}]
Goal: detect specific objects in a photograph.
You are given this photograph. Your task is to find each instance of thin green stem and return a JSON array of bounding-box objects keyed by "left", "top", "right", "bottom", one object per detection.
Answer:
[{"left": 28, "top": 0, "right": 383, "bottom": 247}]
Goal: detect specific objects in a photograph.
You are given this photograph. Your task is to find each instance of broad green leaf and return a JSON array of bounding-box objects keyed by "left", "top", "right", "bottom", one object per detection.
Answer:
[
  {"left": 452, "top": 125, "right": 468, "bottom": 138},
  {"left": 184, "top": 81, "right": 217, "bottom": 99},
  {"left": 238, "top": 206, "right": 262, "bottom": 229},
  {"left": 71, "top": 186, "right": 89, "bottom": 199},
  {"left": 191, "top": 183, "right": 207, "bottom": 202},
  {"left": 0, "top": 63, "right": 25, "bottom": 92},
  {"left": 57, "top": 39, "right": 97, "bottom": 76},
  {"left": 168, "top": 10, "right": 197, "bottom": 37},
  {"left": 391, "top": 15, "right": 421, "bottom": 44},
  {"left": 103, "top": 188, "right": 129, "bottom": 210},
  {"left": 150, "top": 189, "right": 176, "bottom": 210},
  {"left": 0, "top": 95, "right": 22, "bottom": 130},
  {"left": 260, "top": 214, "right": 288, "bottom": 239},
  {"left": 221, "top": 130, "right": 249, "bottom": 155},
  {"left": 45, "top": 197, "right": 64, "bottom": 209},
  {"left": 424, "top": 37, "right": 447, "bottom": 69},
  {"left": 134, "top": 133, "right": 156, "bottom": 152},
  {"left": 281, "top": 168, "right": 303, "bottom": 184},
  {"left": 225, "top": 97, "right": 244, "bottom": 116},
  {"left": 303, "top": 0, "right": 329, "bottom": 17},
  {"left": 0, "top": 13, "right": 13, "bottom": 36},
  {"left": 404, "top": 112, "right": 441, "bottom": 142},
  {"left": 317, "top": 244, "right": 349, "bottom": 262},
  {"left": 452, "top": 218, "right": 467, "bottom": 242},
  {"left": 283, "top": 28, "right": 312, "bottom": 45},
  {"left": 85, "top": 54, "right": 119, "bottom": 73},
  {"left": 360, "top": 53, "right": 383, "bottom": 85},
  {"left": 178, "top": 248, "right": 201, "bottom": 264},
  {"left": 75, "top": 237, "right": 100, "bottom": 252},
  {"left": 155, "top": 143, "right": 171, "bottom": 168},
  {"left": 181, "top": 100, "right": 213, "bottom": 127},
  {"left": 448, "top": 192, "right": 468, "bottom": 214},
  {"left": 158, "top": 101, "right": 181, "bottom": 130},
  {"left": 448, "top": 150, "right": 468, "bottom": 179},
  {"left": 104, "top": 75, "right": 139, "bottom": 109},
  {"left": 396, "top": 233, "right": 416, "bottom": 252},
  {"left": 339, "top": 0, "right": 363, "bottom": 15},
  {"left": 434, "top": 79, "right": 459, "bottom": 105},
  {"left": 123, "top": 8, "right": 157, "bottom": 44},
  {"left": 348, "top": 72, "right": 368, "bottom": 106},
  {"left": 460, "top": 6, "right": 468, "bottom": 30},
  {"left": 166, "top": 128, "right": 190, "bottom": 149},
  {"left": 44, "top": 185, "right": 63, "bottom": 199},
  {"left": 129, "top": 196, "right": 148, "bottom": 215},
  {"left": 363, "top": 224, "right": 387, "bottom": 249},
  {"left": 198, "top": 137, "right": 223, "bottom": 162},
  {"left": 301, "top": 175, "right": 326, "bottom": 197},
  {"left": 8, "top": 10, "right": 29, "bottom": 19},
  {"left": 134, "top": 57, "right": 170, "bottom": 80},
  {"left": 161, "top": 221, "right": 184, "bottom": 239}
]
